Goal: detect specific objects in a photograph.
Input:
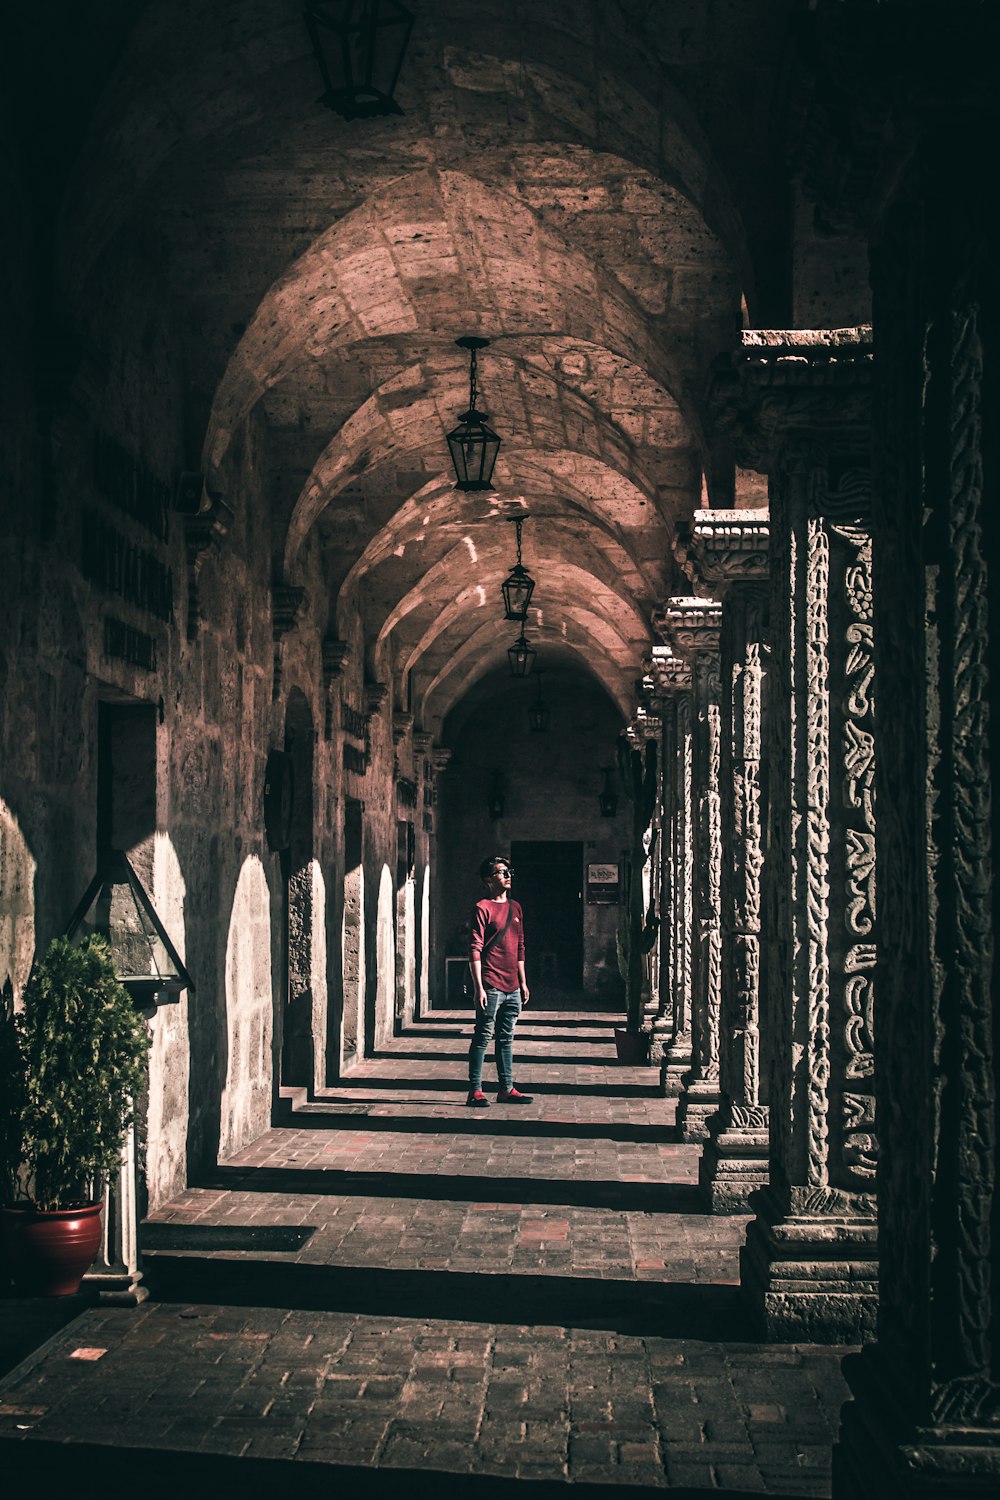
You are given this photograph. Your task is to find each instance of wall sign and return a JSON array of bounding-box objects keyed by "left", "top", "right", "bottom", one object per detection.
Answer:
[{"left": 586, "top": 862, "right": 620, "bottom": 905}]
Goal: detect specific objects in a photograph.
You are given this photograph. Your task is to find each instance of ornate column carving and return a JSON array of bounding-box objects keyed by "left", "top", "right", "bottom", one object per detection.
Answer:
[
  {"left": 647, "top": 641, "right": 693, "bottom": 1095},
  {"left": 833, "top": 176, "right": 1000, "bottom": 1494},
  {"left": 713, "top": 327, "right": 879, "bottom": 1341},
  {"left": 657, "top": 598, "right": 723, "bottom": 1141},
  {"left": 678, "top": 513, "right": 773, "bottom": 1213}
]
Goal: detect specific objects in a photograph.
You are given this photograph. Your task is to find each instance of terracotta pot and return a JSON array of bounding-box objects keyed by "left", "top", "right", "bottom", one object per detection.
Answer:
[
  {"left": 6, "top": 1202, "right": 103, "bottom": 1296},
  {"left": 613, "top": 1027, "right": 649, "bottom": 1065}
]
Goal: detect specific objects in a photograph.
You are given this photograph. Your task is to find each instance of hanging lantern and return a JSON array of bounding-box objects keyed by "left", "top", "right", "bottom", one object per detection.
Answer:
[
  {"left": 304, "top": 1, "right": 414, "bottom": 120},
  {"left": 65, "top": 849, "right": 195, "bottom": 1008},
  {"left": 501, "top": 516, "right": 536, "bottom": 622},
  {"left": 507, "top": 630, "right": 536, "bottom": 678},
  {"left": 446, "top": 336, "right": 501, "bottom": 491},
  {"left": 599, "top": 767, "right": 619, "bottom": 818},
  {"left": 528, "top": 673, "right": 550, "bottom": 733}
]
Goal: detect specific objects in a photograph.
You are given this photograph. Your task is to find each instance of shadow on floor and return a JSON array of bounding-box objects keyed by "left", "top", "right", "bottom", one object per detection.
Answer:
[
  {"left": 0, "top": 1292, "right": 91, "bottom": 1380},
  {"left": 416, "top": 1020, "right": 617, "bottom": 1032},
  {"left": 325, "top": 1076, "right": 660, "bottom": 1098},
  {"left": 144, "top": 1255, "right": 752, "bottom": 1340},
  {"left": 0, "top": 1439, "right": 813, "bottom": 1500},
  {"left": 200, "top": 1164, "right": 704, "bottom": 1214},
  {"left": 272, "top": 1112, "right": 681, "bottom": 1145},
  {"left": 370, "top": 1052, "right": 621, "bottom": 1067}
]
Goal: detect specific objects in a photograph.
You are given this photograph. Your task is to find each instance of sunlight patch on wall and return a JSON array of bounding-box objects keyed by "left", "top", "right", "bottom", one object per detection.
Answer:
[
  {"left": 0, "top": 796, "right": 36, "bottom": 1006},
  {"left": 146, "top": 833, "right": 190, "bottom": 1209},
  {"left": 220, "top": 856, "right": 273, "bottom": 1161}
]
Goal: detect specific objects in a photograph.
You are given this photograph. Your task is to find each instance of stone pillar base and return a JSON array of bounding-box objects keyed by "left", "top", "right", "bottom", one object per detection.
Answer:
[
  {"left": 648, "top": 1021, "right": 671, "bottom": 1066},
  {"left": 675, "top": 1075, "right": 724, "bottom": 1143},
  {"left": 83, "top": 1268, "right": 149, "bottom": 1306},
  {"left": 739, "top": 1185, "right": 877, "bottom": 1343},
  {"left": 699, "top": 1104, "right": 770, "bottom": 1213},
  {"left": 833, "top": 1348, "right": 1000, "bottom": 1498},
  {"left": 658, "top": 1033, "right": 691, "bottom": 1097}
]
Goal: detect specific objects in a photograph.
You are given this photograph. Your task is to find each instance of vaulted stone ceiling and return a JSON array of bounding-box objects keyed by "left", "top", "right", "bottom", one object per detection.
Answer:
[{"left": 56, "top": 0, "right": 791, "bottom": 733}]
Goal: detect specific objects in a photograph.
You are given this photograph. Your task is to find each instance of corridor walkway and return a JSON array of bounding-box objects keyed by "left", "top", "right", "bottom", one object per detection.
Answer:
[{"left": 0, "top": 1006, "right": 851, "bottom": 1496}]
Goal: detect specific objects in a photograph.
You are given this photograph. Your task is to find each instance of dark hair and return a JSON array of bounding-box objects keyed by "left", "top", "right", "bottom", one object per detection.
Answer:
[{"left": 479, "top": 855, "right": 512, "bottom": 882}]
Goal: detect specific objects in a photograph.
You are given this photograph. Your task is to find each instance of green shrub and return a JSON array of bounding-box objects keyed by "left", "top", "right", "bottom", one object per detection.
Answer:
[{"left": 19, "top": 937, "right": 150, "bottom": 1210}]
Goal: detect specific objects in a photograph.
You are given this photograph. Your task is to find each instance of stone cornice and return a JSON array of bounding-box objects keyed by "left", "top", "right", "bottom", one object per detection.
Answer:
[
  {"left": 271, "top": 583, "right": 307, "bottom": 642},
  {"left": 708, "top": 328, "right": 873, "bottom": 471},
  {"left": 652, "top": 597, "right": 722, "bottom": 660},
  {"left": 365, "top": 681, "right": 390, "bottom": 716},
  {"left": 674, "top": 510, "right": 770, "bottom": 598},
  {"left": 392, "top": 711, "right": 414, "bottom": 746}
]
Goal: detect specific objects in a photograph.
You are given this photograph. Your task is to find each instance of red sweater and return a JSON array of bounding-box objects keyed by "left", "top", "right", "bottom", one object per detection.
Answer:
[{"left": 469, "top": 898, "right": 525, "bottom": 991}]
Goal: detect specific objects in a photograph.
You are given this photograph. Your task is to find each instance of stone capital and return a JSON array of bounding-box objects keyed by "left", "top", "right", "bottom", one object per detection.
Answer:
[
  {"left": 271, "top": 583, "right": 307, "bottom": 642},
  {"left": 654, "top": 597, "right": 722, "bottom": 661},
  {"left": 412, "top": 731, "right": 434, "bottom": 755},
  {"left": 431, "top": 747, "right": 452, "bottom": 774},
  {"left": 708, "top": 327, "right": 873, "bottom": 472},
  {"left": 392, "top": 711, "right": 414, "bottom": 746},
  {"left": 321, "top": 638, "right": 350, "bottom": 683},
  {"left": 365, "top": 681, "right": 390, "bottom": 716},
  {"left": 674, "top": 511, "right": 770, "bottom": 599},
  {"left": 648, "top": 644, "right": 692, "bottom": 695}
]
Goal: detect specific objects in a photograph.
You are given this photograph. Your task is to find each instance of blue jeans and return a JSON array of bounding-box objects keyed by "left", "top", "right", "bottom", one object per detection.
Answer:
[{"left": 468, "top": 988, "right": 521, "bottom": 1093}]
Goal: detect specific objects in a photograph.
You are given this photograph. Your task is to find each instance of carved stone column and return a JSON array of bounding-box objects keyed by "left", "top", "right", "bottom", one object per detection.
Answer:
[
  {"left": 658, "top": 599, "right": 723, "bottom": 1142},
  {"left": 833, "top": 175, "right": 1000, "bottom": 1495},
  {"left": 677, "top": 514, "right": 773, "bottom": 1213},
  {"left": 647, "top": 643, "right": 694, "bottom": 1096},
  {"left": 712, "top": 329, "right": 879, "bottom": 1341}
]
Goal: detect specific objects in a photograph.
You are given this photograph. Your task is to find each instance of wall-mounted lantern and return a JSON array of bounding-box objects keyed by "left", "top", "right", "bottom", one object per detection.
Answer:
[
  {"left": 507, "top": 630, "right": 536, "bottom": 678},
  {"left": 446, "top": 337, "right": 501, "bottom": 491},
  {"left": 304, "top": 1, "right": 414, "bottom": 119},
  {"left": 501, "top": 516, "right": 535, "bottom": 622},
  {"left": 65, "top": 850, "right": 195, "bottom": 1009},
  {"left": 598, "top": 767, "right": 619, "bottom": 818},
  {"left": 528, "top": 673, "right": 550, "bottom": 733}
]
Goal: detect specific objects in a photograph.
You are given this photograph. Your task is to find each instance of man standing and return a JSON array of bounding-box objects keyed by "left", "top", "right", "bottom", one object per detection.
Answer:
[{"left": 466, "top": 855, "right": 534, "bottom": 1107}]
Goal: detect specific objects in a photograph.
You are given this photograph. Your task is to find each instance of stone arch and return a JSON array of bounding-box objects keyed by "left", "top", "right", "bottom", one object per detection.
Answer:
[{"left": 205, "top": 169, "right": 694, "bottom": 485}]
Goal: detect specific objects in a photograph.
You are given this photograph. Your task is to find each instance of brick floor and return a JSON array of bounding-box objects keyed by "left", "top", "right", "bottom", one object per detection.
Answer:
[{"left": 0, "top": 1005, "right": 851, "bottom": 1496}]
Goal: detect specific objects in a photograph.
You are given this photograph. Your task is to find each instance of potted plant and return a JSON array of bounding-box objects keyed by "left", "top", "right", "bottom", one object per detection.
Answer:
[
  {"left": 613, "top": 736, "right": 658, "bottom": 1063},
  {"left": 6, "top": 936, "right": 149, "bottom": 1296}
]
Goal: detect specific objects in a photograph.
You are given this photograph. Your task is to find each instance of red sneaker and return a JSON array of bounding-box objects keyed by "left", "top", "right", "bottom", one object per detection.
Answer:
[
  {"left": 496, "top": 1088, "right": 534, "bottom": 1103},
  {"left": 466, "top": 1091, "right": 490, "bottom": 1107}
]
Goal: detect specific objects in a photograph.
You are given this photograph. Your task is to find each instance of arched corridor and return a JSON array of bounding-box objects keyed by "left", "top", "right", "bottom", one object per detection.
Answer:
[{"left": 1, "top": 4, "right": 998, "bottom": 1497}]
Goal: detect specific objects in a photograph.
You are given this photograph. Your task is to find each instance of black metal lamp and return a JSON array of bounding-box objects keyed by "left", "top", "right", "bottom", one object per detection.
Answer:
[
  {"left": 528, "top": 673, "right": 550, "bottom": 733},
  {"left": 65, "top": 849, "right": 195, "bottom": 1008},
  {"left": 501, "top": 516, "right": 535, "bottom": 621},
  {"left": 488, "top": 772, "right": 506, "bottom": 820},
  {"left": 507, "top": 630, "right": 536, "bottom": 678},
  {"left": 304, "top": 1, "right": 414, "bottom": 120},
  {"left": 446, "top": 336, "right": 501, "bottom": 491},
  {"left": 599, "top": 767, "right": 619, "bottom": 818}
]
